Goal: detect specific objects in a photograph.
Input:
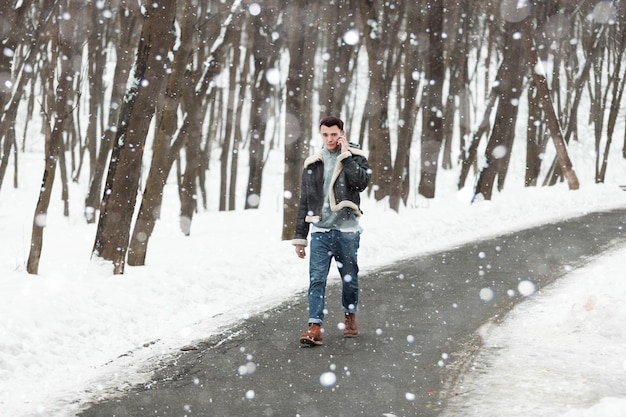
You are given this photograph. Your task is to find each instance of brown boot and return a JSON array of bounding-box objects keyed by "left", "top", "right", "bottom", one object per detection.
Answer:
[
  {"left": 299, "top": 323, "right": 323, "bottom": 346},
  {"left": 343, "top": 313, "right": 358, "bottom": 338}
]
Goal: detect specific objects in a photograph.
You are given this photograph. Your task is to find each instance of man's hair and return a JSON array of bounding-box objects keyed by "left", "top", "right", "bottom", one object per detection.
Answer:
[{"left": 320, "top": 116, "right": 344, "bottom": 131}]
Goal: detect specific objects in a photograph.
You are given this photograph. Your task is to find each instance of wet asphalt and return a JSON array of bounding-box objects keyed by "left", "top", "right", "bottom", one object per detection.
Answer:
[{"left": 78, "top": 208, "right": 626, "bottom": 417}]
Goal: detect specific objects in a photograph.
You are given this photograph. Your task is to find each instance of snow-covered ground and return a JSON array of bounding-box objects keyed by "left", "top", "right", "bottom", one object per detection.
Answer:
[
  {"left": 1, "top": 145, "right": 625, "bottom": 416},
  {"left": 442, "top": 243, "right": 626, "bottom": 417}
]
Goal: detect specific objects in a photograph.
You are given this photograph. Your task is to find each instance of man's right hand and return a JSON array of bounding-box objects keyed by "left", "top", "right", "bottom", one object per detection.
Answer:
[{"left": 295, "top": 245, "right": 306, "bottom": 259}]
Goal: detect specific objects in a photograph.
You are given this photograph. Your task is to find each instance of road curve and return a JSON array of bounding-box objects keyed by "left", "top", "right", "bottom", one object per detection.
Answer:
[{"left": 78, "top": 208, "right": 626, "bottom": 417}]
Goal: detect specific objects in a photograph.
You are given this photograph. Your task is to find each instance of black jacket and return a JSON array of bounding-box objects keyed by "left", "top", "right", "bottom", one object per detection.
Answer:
[{"left": 292, "top": 145, "right": 371, "bottom": 246}]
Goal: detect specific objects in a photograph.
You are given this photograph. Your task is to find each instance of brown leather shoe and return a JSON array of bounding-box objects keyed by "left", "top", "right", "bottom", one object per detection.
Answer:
[
  {"left": 299, "top": 323, "right": 323, "bottom": 346},
  {"left": 343, "top": 313, "right": 358, "bottom": 338}
]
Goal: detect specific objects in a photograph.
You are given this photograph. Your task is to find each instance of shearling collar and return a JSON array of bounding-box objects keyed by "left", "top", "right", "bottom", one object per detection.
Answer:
[{"left": 303, "top": 145, "right": 366, "bottom": 168}]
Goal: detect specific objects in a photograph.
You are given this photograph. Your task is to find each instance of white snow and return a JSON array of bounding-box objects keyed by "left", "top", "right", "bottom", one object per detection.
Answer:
[
  {"left": 1, "top": 141, "right": 626, "bottom": 417},
  {"left": 442, "top": 244, "right": 626, "bottom": 417}
]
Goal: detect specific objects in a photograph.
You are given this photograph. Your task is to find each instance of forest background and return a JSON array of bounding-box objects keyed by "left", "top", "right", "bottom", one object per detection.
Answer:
[{"left": 0, "top": 0, "right": 625, "bottom": 274}]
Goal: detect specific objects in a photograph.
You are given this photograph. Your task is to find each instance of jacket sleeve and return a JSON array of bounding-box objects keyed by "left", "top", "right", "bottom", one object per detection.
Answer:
[
  {"left": 292, "top": 168, "right": 311, "bottom": 246},
  {"left": 340, "top": 152, "right": 371, "bottom": 192}
]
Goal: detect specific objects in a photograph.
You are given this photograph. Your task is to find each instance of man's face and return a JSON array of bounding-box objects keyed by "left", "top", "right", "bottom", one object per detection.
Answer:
[{"left": 321, "top": 124, "right": 344, "bottom": 152}]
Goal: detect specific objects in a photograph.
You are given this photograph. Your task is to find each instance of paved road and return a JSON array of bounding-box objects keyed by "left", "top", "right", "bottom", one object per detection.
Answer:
[{"left": 79, "top": 209, "right": 626, "bottom": 417}]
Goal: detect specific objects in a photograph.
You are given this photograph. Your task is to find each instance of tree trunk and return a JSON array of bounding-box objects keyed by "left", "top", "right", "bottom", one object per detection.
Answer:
[
  {"left": 360, "top": 0, "right": 405, "bottom": 201},
  {"left": 93, "top": 2, "right": 177, "bottom": 274},
  {"left": 245, "top": 2, "right": 279, "bottom": 210},
  {"left": 418, "top": 0, "right": 445, "bottom": 199},
  {"left": 458, "top": 88, "right": 496, "bottom": 190},
  {"left": 0, "top": 0, "right": 18, "bottom": 192},
  {"left": 525, "top": 83, "right": 544, "bottom": 187},
  {"left": 178, "top": 6, "right": 240, "bottom": 233},
  {"left": 622, "top": 114, "right": 626, "bottom": 159},
  {"left": 543, "top": 31, "right": 599, "bottom": 185},
  {"left": 282, "top": 0, "right": 318, "bottom": 240},
  {"left": 128, "top": 0, "right": 195, "bottom": 266},
  {"left": 179, "top": 102, "right": 205, "bottom": 234},
  {"left": 0, "top": 105, "right": 19, "bottom": 193},
  {"left": 522, "top": 17, "right": 579, "bottom": 190},
  {"left": 597, "top": 41, "right": 625, "bottom": 182},
  {"left": 84, "top": 6, "right": 101, "bottom": 180},
  {"left": 229, "top": 44, "right": 250, "bottom": 211},
  {"left": 0, "top": 1, "right": 55, "bottom": 193},
  {"left": 317, "top": 0, "right": 360, "bottom": 117},
  {"left": 179, "top": 109, "right": 208, "bottom": 229},
  {"left": 245, "top": 71, "right": 274, "bottom": 210},
  {"left": 84, "top": 2, "right": 141, "bottom": 223},
  {"left": 27, "top": 2, "right": 79, "bottom": 274},
  {"left": 219, "top": 24, "right": 241, "bottom": 212},
  {"left": 389, "top": 4, "right": 422, "bottom": 212},
  {"left": 474, "top": 16, "right": 527, "bottom": 201}
]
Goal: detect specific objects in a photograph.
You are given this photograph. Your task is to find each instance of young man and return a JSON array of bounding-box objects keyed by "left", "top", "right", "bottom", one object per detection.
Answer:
[{"left": 293, "top": 116, "right": 371, "bottom": 346}]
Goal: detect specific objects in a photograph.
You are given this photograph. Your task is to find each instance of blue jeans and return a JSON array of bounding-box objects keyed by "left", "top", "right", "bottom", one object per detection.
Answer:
[{"left": 308, "top": 230, "right": 360, "bottom": 325}]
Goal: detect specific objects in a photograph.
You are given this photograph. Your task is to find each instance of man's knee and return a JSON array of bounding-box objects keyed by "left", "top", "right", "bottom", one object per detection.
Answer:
[{"left": 310, "top": 275, "right": 327, "bottom": 285}]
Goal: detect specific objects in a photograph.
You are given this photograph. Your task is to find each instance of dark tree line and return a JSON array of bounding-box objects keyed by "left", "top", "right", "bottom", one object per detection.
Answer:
[{"left": 0, "top": 0, "right": 624, "bottom": 274}]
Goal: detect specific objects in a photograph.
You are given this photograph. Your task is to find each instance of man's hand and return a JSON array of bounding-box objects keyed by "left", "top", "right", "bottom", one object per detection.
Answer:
[
  {"left": 295, "top": 244, "right": 306, "bottom": 259},
  {"left": 338, "top": 136, "right": 349, "bottom": 153}
]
